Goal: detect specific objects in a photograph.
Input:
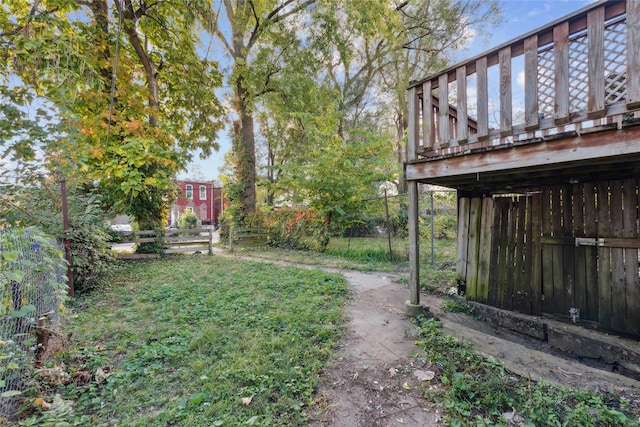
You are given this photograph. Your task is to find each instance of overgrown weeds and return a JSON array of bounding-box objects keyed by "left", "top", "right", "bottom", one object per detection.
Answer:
[
  {"left": 415, "top": 317, "right": 637, "bottom": 426},
  {"left": 21, "top": 257, "right": 349, "bottom": 426}
]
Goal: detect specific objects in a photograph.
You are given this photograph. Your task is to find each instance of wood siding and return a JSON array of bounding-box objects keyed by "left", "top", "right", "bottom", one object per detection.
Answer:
[{"left": 460, "top": 179, "right": 640, "bottom": 337}]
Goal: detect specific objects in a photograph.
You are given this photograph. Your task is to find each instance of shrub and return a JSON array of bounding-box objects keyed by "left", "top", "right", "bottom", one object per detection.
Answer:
[
  {"left": 0, "top": 180, "right": 115, "bottom": 294},
  {"left": 262, "top": 208, "right": 326, "bottom": 250},
  {"left": 177, "top": 210, "right": 199, "bottom": 229}
]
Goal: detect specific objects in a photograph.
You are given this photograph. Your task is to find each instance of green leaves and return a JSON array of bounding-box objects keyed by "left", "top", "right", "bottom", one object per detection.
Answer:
[
  {"left": 11, "top": 304, "right": 36, "bottom": 318},
  {"left": 5, "top": 271, "right": 25, "bottom": 283},
  {"left": 2, "top": 0, "right": 225, "bottom": 231}
]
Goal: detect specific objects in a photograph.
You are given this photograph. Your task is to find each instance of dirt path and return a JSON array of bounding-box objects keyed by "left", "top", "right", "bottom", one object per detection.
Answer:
[
  {"left": 212, "top": 249, "right": 640, "bottom": 425},
  {"left": 308, "top": 271, "right": 440, "bottom": 426}
]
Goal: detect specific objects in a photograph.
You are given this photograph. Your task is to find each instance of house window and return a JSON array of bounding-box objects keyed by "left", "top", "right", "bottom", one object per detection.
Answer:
[
  {"left": 199, "top": 185, "right": 207, "bottom": 200},
  {"left": 185, "top": 185, "right": 193, "bottom": 200}
]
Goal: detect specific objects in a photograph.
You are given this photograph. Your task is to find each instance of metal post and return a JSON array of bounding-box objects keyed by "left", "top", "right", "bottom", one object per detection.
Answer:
[
  {"left": 430, "top": 191, "right": 435, "bottom": 266},
  {"left": 384, "top": 189, "right": 393, "bottom": 262},
  {"left": 59, "top": 178, "right": 74, "bottom": 298}
]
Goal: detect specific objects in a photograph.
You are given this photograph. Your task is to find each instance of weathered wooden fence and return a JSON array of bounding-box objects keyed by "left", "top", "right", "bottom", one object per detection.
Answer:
[
  {"left": 115, "top": 228, "right": 213, "bottom": 259},
  {"left": 459, "top": 178, "right": 640, "bottom": 337}
]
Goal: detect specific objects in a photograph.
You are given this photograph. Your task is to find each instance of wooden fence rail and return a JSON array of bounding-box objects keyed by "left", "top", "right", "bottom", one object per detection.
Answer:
[{"left": 114, "top": 228, "right": 213, "bottom": 259}]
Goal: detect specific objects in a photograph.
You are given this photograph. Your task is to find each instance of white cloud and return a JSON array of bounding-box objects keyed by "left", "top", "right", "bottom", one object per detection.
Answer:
[
  {"left": 528, "top": 2, "right": 553, "bottom": 17},
  {"left": 517, "top": 71, "right": 525, "bottom": 88}
]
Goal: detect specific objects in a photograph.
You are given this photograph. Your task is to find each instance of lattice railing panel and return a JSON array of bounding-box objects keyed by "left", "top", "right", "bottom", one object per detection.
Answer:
[
  {"left": 604, "top": 19, "right": 627, "bottom": 103},
  {"left": 538, "top": 46, "right": 555, "bottom": 118},
  {"left": 569, "top": 31, "right": 589, "bottom": 112}
]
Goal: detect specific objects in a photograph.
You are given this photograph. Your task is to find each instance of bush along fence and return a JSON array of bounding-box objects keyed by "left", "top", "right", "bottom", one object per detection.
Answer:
[
  {"left": 0, "top": 227, "right": 67, "bottom": 419},
  {"left": 221, "top": 188, "right": 457, "bottom": 265}
]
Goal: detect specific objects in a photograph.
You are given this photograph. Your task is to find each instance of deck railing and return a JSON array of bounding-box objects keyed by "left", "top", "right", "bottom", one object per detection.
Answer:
[{"left": 407, "top": 0, "right": 640, "bottom": 161}]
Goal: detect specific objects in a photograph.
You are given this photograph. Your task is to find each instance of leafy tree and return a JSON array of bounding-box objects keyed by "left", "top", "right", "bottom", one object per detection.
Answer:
[
  {"left": 1, "top": 0, "right": 225, "bottom": 232},
  {"left": 177, "top": 209, "right": 199, "bottom": 229},
  {"left": 210, "top": 0, "right": 316, "bottom": 221},
  {"left": 280, "top": 124, "right": 393, "bottom": 248},
  {"left": 309, "top": 0, "right": 499, "bottom": 192},
  {"left": 251, "top": 0, "right": 499, "bottom": 220}
]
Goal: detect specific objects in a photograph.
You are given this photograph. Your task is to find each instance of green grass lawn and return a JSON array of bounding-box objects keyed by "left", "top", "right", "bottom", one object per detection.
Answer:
[
  {"left": 326, "top": 236, "right": 456, "bottom": 268},
  {"left": 228, "top": 236, "right": 456, "bottom": 274},
  {"left": 25, "top": 257, "right": 349, "bottom": 426}
]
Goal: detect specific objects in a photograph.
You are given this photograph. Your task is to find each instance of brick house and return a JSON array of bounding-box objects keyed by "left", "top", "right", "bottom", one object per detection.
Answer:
[{"left": 170, "top": 180, "right": 225, "bottom": 227}]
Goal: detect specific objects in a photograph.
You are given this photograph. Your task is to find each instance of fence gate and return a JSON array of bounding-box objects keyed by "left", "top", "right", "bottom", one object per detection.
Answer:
[
  {"left": 461, "top": 179, "right": 640, "bottom": 337},
  {"left": 540, "top": 180, "right": 640, "bottom": 336}
]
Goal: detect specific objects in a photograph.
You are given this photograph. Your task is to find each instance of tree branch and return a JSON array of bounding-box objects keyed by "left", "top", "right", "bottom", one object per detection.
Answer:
[
  {"left": 0, "top": 0, "right": 43, "bottom": 37},
  {"left": 246, "top": 0, "right": 315, "bottom": 51},
  {"left": 115, "top": 0, "right": 159, "bottom": 126}
]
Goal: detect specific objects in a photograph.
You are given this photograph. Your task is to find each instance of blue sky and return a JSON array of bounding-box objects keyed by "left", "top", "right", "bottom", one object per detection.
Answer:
[{"left": 181, "top": 0, "right": 595, "bottom": 182}]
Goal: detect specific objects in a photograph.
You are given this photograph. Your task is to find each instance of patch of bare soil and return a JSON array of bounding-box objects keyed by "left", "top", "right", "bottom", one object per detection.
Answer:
[{"left": 308, "top": 272, "right": 440, "bottom": 426}]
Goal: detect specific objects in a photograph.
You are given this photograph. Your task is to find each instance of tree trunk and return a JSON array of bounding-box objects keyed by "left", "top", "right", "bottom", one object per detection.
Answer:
[
  {"left": 118, "top": 0, "right": 159, "bottom": 126},
  {"left": 396, "top": 110, "right": 408, "bottom": 195},
  {"left": 88, "top": 0, "right": 110, "bottom": 83},
  {"left": 233, "top": 71, "right": 257, "bottom": 220},
  {"left": 319, "top": 211, "right": 332, "bottom": 249}
]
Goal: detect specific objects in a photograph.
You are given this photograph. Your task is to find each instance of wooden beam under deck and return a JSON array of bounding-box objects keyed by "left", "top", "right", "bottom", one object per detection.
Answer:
[{"left": 406, "top": 125, "right": 640, "bottom": 193}]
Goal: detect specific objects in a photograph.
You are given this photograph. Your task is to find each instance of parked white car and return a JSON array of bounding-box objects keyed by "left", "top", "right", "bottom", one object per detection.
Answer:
[{"left": 110, "top": 224, "right": 132, "bottom": 232}]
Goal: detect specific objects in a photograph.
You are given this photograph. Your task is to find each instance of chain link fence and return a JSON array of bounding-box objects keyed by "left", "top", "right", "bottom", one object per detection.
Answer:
[
  {"left": 0, "top": 228, "right": 67, "bottom": 418},
  {"left": 337, "top": 189, "right": 457, "bottom": 267}
]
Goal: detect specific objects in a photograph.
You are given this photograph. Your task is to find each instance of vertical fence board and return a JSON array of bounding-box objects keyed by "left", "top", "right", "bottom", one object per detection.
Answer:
[
  {"left": 456, "top": 197, "right": 470, "bottom": 282},
  {"left": 610, "top": 182, "right": 626, "bottom": 332},
  {"left": 562, "top": 185, "right": 575, "bottom": 317},
  {"left": 477, "top": 197, "right": 494, "bottom": 303},
  {"left": 597, "top": 181, "right": 612, "bottom": 330},
  {"left": 456, "top": 66, "right": 468, "bottom": 143},
  {"left": 476, "top": 57, "right": 489, "bottom": 139},
  {"left": 522, "top": 196, "right": 534, "bottom": 315},
  {"left": 502, "top": 198, "right": 516, "bottom": 310},
  {"left": 499, "top": 47, "right": 513, "bottom": 136},
  {"left": 513, "top": 197, "right": 527, "bottom": 313},
  {"left": 551, "top": 186, "right": 564, "bottom": 314},
  {"left": 488, "top": 197, "right": 503, "bottom": 306},
  {"left": 587, "top": 7, "right": 605, "bottom": 117},
  {"left": 542, "top": 188, "right": 554, "bottom": 313},
  {"left": 584, "top": 182, "right": 599, "bottom": 321},
  {"left": 623, "top": 178, "right": 640, "bottom": 335},
  {"left": 531, "top": 193, "right": 543, "bottom": 315},
  {"left": 573, "top": 183, "right": 588, "bottom": 320},
  {"left": 554, "top": 22, "right": 570, "bottom": 124},
  {"left": 497, "top": 199, "right": 511, "bottom": 309},
  {"left": 466, "top": 198, "right": 483, "bottom": 300}
]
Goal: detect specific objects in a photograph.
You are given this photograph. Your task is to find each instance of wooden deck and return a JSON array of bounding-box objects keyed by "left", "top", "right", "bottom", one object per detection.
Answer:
[
  {"left": 406, "top": 0, "right": 640, "bottom": 193},
  {"left": 405, "top": 0, "right": 640, "bottom": 339}
]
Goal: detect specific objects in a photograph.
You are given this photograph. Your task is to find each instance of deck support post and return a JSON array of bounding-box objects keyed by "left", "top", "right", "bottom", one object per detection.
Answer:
[{"left": 406, "top": 179, "right": 422, "bottom": 316}]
